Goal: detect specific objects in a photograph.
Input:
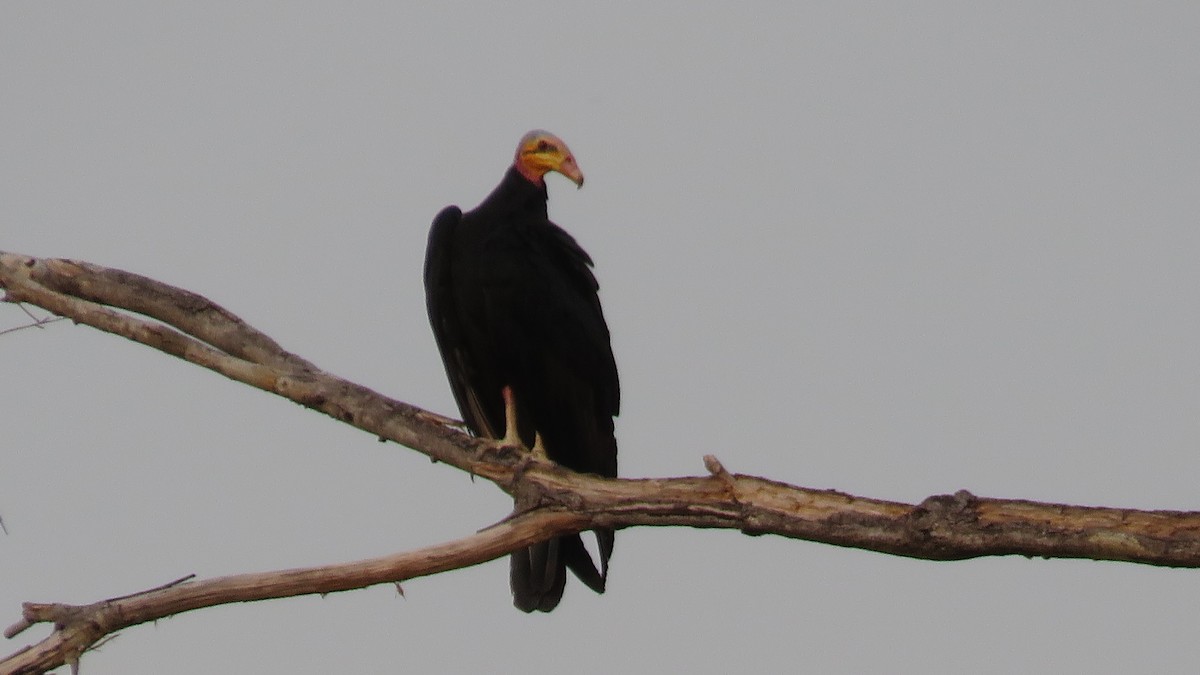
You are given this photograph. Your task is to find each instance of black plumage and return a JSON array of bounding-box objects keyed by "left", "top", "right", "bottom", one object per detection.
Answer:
[{"left": 423, "top": 131, "right": 619, "bottom": 612}]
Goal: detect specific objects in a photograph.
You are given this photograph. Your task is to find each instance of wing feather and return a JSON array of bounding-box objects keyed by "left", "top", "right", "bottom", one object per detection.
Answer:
[{"left": 424, "top": 206, "right": 499, "bottom": 438}]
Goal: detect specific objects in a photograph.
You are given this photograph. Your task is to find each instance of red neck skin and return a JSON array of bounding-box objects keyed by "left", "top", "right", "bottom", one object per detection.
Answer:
[{"left": 514, "top": 159, "right": 547, "bottom": 186}]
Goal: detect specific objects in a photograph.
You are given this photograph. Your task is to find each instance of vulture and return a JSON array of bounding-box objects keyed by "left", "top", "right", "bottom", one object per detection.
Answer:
[{"left": 423, "top": 130, "right": 619, "bottom": 612}]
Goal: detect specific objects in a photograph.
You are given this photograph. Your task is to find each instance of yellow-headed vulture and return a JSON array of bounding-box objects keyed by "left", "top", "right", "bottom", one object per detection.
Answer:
[{"left": 424, "top": 131, "right": 619, "bottom": 612}]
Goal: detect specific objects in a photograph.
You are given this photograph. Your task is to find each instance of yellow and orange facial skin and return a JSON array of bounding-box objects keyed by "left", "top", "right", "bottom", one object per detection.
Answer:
[{"left": 513, "top": 130, "right": 585, "bottom": 187}]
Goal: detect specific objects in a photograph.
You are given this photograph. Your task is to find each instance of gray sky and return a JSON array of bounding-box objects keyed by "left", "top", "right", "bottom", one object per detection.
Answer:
[{"left": 4, "top": 3, "right": 1200, "bottom": 673}]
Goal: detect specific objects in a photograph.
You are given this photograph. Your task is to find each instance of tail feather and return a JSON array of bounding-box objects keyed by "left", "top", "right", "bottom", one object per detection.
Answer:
[{"left": 511, "top": 530, "right": 612, "bottom": 612}]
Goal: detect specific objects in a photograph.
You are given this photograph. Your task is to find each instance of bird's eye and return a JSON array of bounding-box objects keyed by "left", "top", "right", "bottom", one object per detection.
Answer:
[{"left": 536, "top": 140, "right": 552, "bottom": 153}]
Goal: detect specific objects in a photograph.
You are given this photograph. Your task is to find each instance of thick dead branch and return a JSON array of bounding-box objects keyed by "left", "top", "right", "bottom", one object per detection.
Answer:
[
  {"left": 4, "top": 248, "right": 1200, "bottom": 672},
  {"left": 3, "top": 255, "right": 313, "bottom": 371},
  {"left": 4, "top": 249, "right": 1200, "bottom": 563}
]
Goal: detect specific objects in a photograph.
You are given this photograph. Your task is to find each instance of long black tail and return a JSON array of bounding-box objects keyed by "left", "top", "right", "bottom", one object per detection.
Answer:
[{"left": 510, "top": 528, "right": 613, "bottom": 613}]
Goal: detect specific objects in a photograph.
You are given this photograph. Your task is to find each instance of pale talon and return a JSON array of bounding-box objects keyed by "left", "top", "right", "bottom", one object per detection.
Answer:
[
  {"left": 531, "top": 432, "right": 549, "bottom": 460},
  {"left": 500, "top": 385, "right": 525, "bottom": 448}
]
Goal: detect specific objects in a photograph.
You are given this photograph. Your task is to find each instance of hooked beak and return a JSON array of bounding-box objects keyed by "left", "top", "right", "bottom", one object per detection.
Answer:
[{"left": 557, "top": 154, "right": 585, "bottom": 188}]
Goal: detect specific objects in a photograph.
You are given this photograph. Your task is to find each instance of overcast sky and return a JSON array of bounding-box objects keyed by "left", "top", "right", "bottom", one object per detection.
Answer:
[{"left": 4, "top": 3, "right": 1200, "bottom": 673}]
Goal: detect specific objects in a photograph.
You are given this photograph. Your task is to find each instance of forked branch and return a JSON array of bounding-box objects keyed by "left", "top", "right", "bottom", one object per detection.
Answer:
[{"left": 4, "top": 249, "right": 1200, "bottom": 674}]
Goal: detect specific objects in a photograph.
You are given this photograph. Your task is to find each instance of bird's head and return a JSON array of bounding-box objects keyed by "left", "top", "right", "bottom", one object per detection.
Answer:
[{"left": 513, "top": 130, "right": 584, "bottom": 188}]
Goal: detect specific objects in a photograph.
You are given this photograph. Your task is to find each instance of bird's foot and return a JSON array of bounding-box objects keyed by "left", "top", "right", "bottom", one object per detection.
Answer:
[
  {"left": 508, "top": 433, "right": 555, "bottom": 488},
  {"left": 498, "top": 385, "right": 524, "bottom": 450},
  {"left": 530, "top": 432, "right": 549, "bottom": 461},
  {"left": 496, "top": 384, "right": 547, "bottom": 455},
  {"left": 488, "top": 385, "right": 554, "bottom": 474}
]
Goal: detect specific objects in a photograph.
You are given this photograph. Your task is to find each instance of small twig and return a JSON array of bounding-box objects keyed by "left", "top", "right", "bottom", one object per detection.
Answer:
[
  {"left": 3, "top": 616, "right": 31, "bottom": 640},
  {"left": 105, "top": 574, "right": 196, "bottom": 603},
  {"left": 0, "top": 309, "right": 67, "bottom": 337},
  {"left": 700, "top": 454, "right": 739, "bottom": 506},
  {"left": 703, "top": 454, "right": 735, "bottom": 488}
]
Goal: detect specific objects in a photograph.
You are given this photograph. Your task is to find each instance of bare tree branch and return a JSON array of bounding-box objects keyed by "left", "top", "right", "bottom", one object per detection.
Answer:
[
  {"left": 4, "top": 248, "right": 1200, "bottom": 673},
  {"left": 0, "top": 511, "right": 584, "bottom": 675}
]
